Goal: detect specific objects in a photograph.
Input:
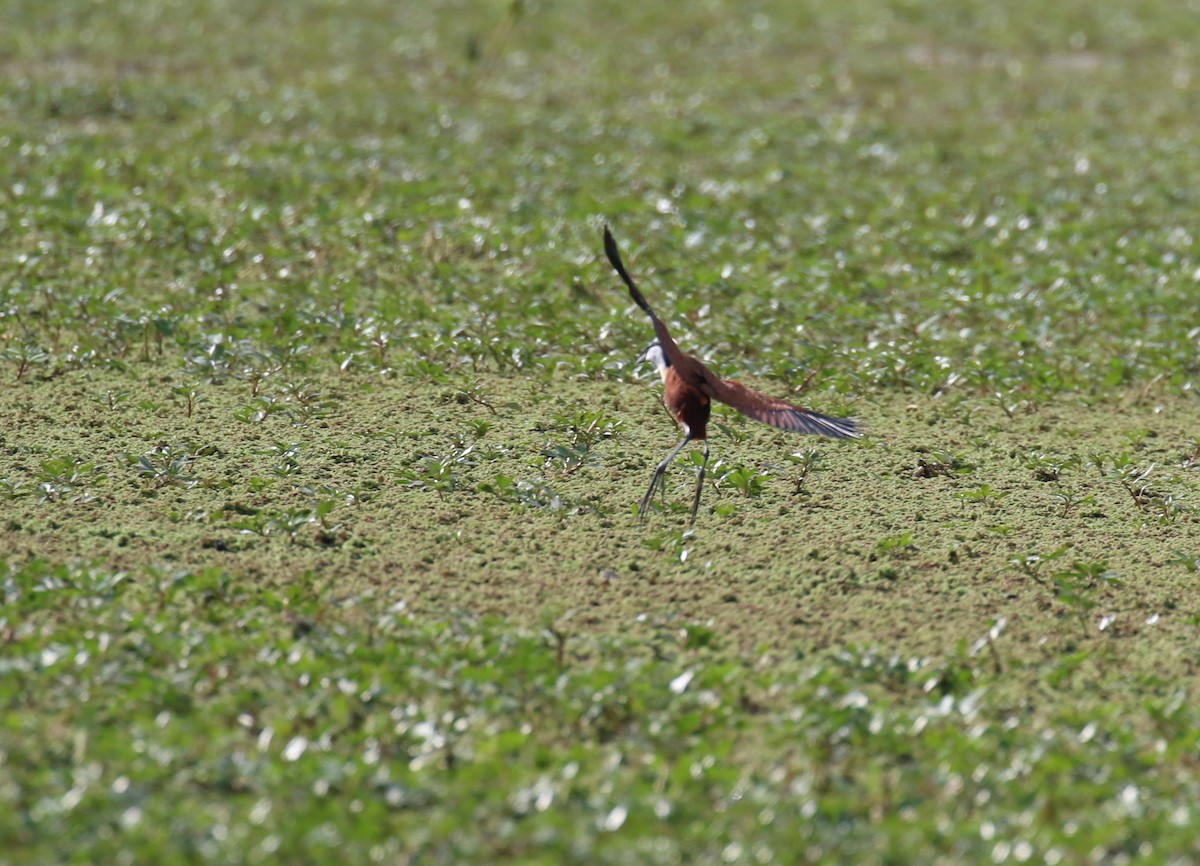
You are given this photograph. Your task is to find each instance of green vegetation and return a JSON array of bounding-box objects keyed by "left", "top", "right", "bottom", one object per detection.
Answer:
[{"left": 2, "top": 0, "right": 1200, "bottom": 862}]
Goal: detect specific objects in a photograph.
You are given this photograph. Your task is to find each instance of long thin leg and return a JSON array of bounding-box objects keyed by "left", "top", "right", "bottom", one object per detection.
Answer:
[
  {"left": 639, "top": 432, "right": 692, "bottom": 521},
  {"left": 688, "top": 440, "right": 710, "bottom": 525},
  {"left": 638, "top": 465, "right": 665, "bottom": 521}
]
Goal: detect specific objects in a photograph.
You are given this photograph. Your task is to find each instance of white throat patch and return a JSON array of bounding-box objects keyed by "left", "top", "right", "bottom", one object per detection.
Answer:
[{"left": 639, "top": 343, "right": 669, "bottom": 383}]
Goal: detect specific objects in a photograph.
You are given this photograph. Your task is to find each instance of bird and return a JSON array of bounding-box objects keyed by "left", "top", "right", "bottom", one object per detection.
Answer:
[{"left": 603, "top": 226, "right": 859, "bottom": 524}]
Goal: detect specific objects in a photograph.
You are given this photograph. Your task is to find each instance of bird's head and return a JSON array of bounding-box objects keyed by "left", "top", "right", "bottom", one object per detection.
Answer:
[{"left": 635, "top": 341, "right": 670, "bottom": 382}]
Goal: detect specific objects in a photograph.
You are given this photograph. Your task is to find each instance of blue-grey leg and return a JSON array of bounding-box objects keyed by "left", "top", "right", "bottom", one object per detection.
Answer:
[
  {"left": 688, "top": 440, "right": 710, "bottom": 525},
  {"left": 639, "top": 430, "right": 693, "bottom": 521}
]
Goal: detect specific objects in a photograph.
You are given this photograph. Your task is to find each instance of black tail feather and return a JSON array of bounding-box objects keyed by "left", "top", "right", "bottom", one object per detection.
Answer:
[{"left": 603, "top": 226, "right": 656, "bottom": 319}]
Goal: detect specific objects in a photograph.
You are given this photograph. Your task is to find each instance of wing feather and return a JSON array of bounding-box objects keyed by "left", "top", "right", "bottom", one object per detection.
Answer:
[
  {"left": 603, "top": 226, "right": 685, "bottom": 364},
  {"left": 702, "top": 376, "right": 859, "bottom": 439}
]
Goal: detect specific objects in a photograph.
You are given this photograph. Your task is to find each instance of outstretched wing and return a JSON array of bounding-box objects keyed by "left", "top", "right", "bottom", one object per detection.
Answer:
[
  {"left": 702, "top": 375, "right": 859, "bottom": 438},
  {"left": 603, "top": 226, "right": 685, "bottom": 362}
]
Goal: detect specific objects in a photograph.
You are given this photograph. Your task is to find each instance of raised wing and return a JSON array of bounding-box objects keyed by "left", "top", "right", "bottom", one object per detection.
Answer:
[
  {"left": 702, "top": 376, "right": 859, "bottom": 438},
  {"left": 603, "top": 226, "right": 685, "bottom": 362}
]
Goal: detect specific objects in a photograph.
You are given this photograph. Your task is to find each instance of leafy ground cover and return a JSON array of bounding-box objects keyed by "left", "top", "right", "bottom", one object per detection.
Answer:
[{"left": 2, "top": 0, "right": 1200, "bottom": 862}]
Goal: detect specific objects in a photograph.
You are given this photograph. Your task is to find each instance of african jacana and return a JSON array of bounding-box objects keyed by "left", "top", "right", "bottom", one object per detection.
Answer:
[{"left": 604, "top": 226, "right": 859, "bottom": 523}]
